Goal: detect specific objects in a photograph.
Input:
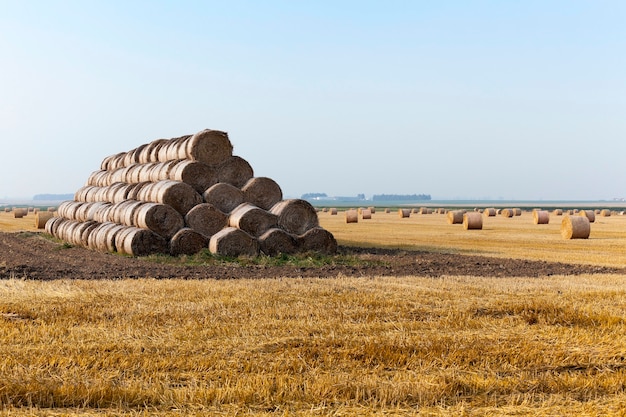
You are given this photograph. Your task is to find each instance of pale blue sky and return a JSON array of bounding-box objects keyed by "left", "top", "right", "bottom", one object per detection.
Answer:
[{"left": 1, "top": 1, "right": 625, "bottom": 200}]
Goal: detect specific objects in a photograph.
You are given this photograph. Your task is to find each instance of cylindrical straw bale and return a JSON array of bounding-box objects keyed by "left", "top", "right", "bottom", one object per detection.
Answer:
[
  {"left": 384, "top": 208, "right": 390, "bottom": 213},
  {"left": 13, "top": 208, "right": 26, "bottom": 218},
  {"left": 44, "top": 216, "right": 66, "bottom": 237},
  {"left": 463, "top": 212, "right": 483, "bottom": 230},
  {"left": 115, "top": 226, "right": 168, "bottom": 256},
  {"left": 169, "top": 228, "right": 209, "bottom": 256},
  {"left": 202, "top": 182, "right": 245, "bottom": 214},
  {"left": 330, "top": 208, "right": 338, "bottom": 215},
  {"left": 553, "top": 209, "right": 563, "bottom": 216},
  {"left": 184, "top": 203, "right": 228, "bottom": 238},
  {"left": 447, "top": 210, "right": 464, "bottom": 224},
  {"left": 146, "top": 180, "right": 202, "bottom": 216},
  {"left": 228, "top": 203, "right": 279, "bottom": 238},
  {"left": 126, "top": 181, "right": 151, "bottom": 201},
  {"left": 579, "top": 210, "right": 595, "bottom": 223},
  {"left": 258, "top": 228, "right": 299, "bottom": 256},
  {"left": 35, "top": 211, "right": 53, "bottom": 229},
  {"left": 168, "top": 160, "right": 218, "bottom": 193},
  {"left": 216, "top": 156, "right": 254, "bottom": 188},
  {"left": 297, "top": 227, "right": 338, "bottom": 255},
  {"left": 513, "top": 208, "right": 522, "bottom": 216},
  {"left": 74, "top": 220, "right": 99, "bottom": 248},
  {"left": 180, "top": 129, "right": 232, "bottom": 166},
  {"left": 134, "top": 202, "right": 185, "bottom": 239},
  {"left": 501, "top": 209, "right": 514, "bottom": 218},
  {"left": 241, "top": 177, "right": 283, "bottom": 211},
  {"left": 361, "top": 209, "right": 372, "bottom": 220},
  {"left": 99, "top": 222, "right": 127, "bottom": 252},
  {"left": 57, "top": 201, "right": 84, "bottom": 220},
  {"left": 398, "top": 209, "right": 411, "bottom": 218},
  {"left": 600, "top": 209, "right": 611, "bottom": 217},
  {"left": 165, "top": 135, "right": 191, "bottom": 160},
  {"left": 270, "top": 199, "right": 319, "bottom": 235},
  {"left": 561, "top": 216, "right": 590, "bottom": 239},
  {"left": 208, "top": 227, "right": 260, "bottom": 257},
  {"left": 345, "top": 209, "right": 358, "bottom": 223},
  {"left": 484, "top": 208, "right": 496, "bottom": 217},
  {"left": 533, "top": 210, "right": 550, "bottom": 225},
  {"left": 368, "top": 207, "right": 376, "bottom": 214},
  {"left": 4, "top": 207, "right": 11, "bottom": 212}
]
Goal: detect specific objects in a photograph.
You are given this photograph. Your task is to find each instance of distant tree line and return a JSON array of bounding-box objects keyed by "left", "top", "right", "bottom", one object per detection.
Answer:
[{"left": 372, "top": 194, "right": 431, "bottom": 201}]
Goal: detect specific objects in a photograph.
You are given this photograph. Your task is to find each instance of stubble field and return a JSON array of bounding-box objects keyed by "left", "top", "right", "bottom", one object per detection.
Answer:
[{"left": 0, "top": 208, "right": 625, "bottom": 416}]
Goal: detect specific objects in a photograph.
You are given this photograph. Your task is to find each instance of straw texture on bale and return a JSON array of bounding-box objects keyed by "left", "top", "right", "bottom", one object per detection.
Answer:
[
  {"left": 463, "top": 212, "right": 483, "bottom": 230},
  {"left": 216, "top": 156, "right": 254, "bottom": 188},
  {"left": 361, "top": 209, "right": 372, "bottom": 220},
  {"left": 345, "top": 209, "right": 358, "bottom": 223},
  {"left": 447, "top": 210, "right": 464, "bottom": 224},
  {"left": 601, "top": 209, "right": 611, "bottom": 217},
  {"left": 553, "top": 209, "right": 563, "bottom": 216},
  {"left": 484, "top": 208, "right": 496, "bottom": 217},
  {"left": 13, "top": 209, "right": 26, "bottom": 219},
  {"left": 241, "top": 177, "right": 283, "bottom": 211},
  {"left": 115, "top": 226, "right": 168, "bottom": 256},
  {"left": 297, "top": 227, "right": 338, "bottom": 255},
  {"left": 35, "top": 211, "right": 54, "bottom": 229},
  {"left": 561, "top": 215, "right": 590, "bottom": 239},
  {"left": 258, "top": 228, "right": 299, "bottom": 256},
  {"left": 134, "top": 202, "right": 184, "bottom": 239},
  {"left": 202, "top": 183, "right": 245, "bottom": 214},
  {"left": 579, "top": 210, "right": 596, "bottom": 223},
  {"left": 228, "top": 203, "right": 279, "bottom": 238},
  {"left": 169, "top": 228, "right": 209, "bottom": 256},
  {"left": 184, "top": 203, "right": 228, "bottom": 238},
  {"left": 398, "top": 209, "right": 411, "bottom": 218},
  {"left": 270, "top": 199, "right": 319, "bottom": 235},
  {"left": 182, "top": 129, "right": 232, "bottom": 166},
  {"left": 143, "top": 180, "right": 202, "bottom": 216},
  {"left": 330, "top": 208, "right": 338, "bottom": 215},
  {"left": 501, "top": 209, "right": 514, "bottom": 218},
  {"left": 209, "top": 227, "right": 260, "bottom": 257},
  {"left": 533, "top": 210, "right": 550, "bottom": 225}
]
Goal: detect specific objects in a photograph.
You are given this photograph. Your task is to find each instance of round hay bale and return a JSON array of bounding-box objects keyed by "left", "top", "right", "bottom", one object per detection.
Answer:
[
  {"left": 96, "top": 222, "right": 127, "bottom": 252},
  {"left": 147, "top": 180, "right": 202, "bottom": 216},
  {"left": 44, "top": 216, "right": 65, "bottom": 237},
  {"left": 361, "top": 209, "right": 372, "bottom": 220},
  {"left": 384, "top": 208, "right": 390, "bottom": 214},
  {"left": 270, "top": 199, "right": 319, "bottom": 235},
  {"left": 553, "top": 209, "right": 563, "bottom": 216},
  {"left": 4, "top": 207, "right": 11, "bottom": 213},
  {"left": 35, "top": 211, "right": 54, "bottom": 229},
  {"left": 202, "top": 182, "right": 245, "bottom": 214},
  {"left": 600, "top": 209, "right": 611, "bottom": 217},
  {"left": 216, "top": 156, "right": 254, "bottom": 188},
  {"left": 241, "top": 177, "right": 283, "bottom": 211},
  {"left": 165, "top": 135, "right": 192, "bottom": 160},
  {"left": 463, "top": 212, "right": 483, "bottom": 230},
  {"left": 115, "top": 226, "right": 168, "bottom": 256},
  {"left": 345, "top": 209, "right": 358, "bottom": 223},
  {"left": 179, "top": 129, "right": 232, "bottom": 166},
  {"left": 209, "top": 227, "right": 260, "bottom": 257},
  {"left": 398, "top": 209, "right": 411, "bottom": 218},
  {"left": 297, "top": 227, "right": 337, "bottom": 255},
  {"left": 126, "top": 181, "right": 152, "bottom": 201},
  {"left": 228, "top": 203, "right": 279, "bottom": 238},
  {"left": 74, "top": 220, "right": 99, "bottom": 248},
  {"left": 169, "top": 228, "right": 209, "bottom": 256},
  {"left": 368, "top": 206, "right": 376, "bottom": 214},
  {"left": 484, "top": 208, "right": 496, "bottom": 217},
  {"left": 57, "top": 201, "right": 84, "bottom": 220},
  {"left": 185, "top": 203, "right": 228, "bottom": 238},
  {"left": 13, "top": 208, "right": 26, "bottom": 218},
  {"left": 447, "top": 210, "right": 464, "bottom": 224},
  {"left": 134, "top": 202, "right": 185, "bottom": 239},
  {"left": 579, "top": 210, "right": 595, "bottom": 223},
  {"left": 533, "top": 210, "right": 550, "bottom": 225},
  {"left": 501, "top": 209, "right": 514, "bottom": 218},
  {"left": 330, "top": 208, "right": 338, "bottom": 215},
  {"left": 561, "top": 215, "right": 590, "bottom": 239},
  {"left": 168, "top": 160, "right": 218, "bottom": 194},
  {"left": 258, "top": 228, "right": 299, "bottom": 256}
]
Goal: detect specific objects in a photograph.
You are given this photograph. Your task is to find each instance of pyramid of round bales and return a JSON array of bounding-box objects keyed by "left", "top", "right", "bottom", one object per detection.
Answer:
[{"left": 45, "top": 129, "right": 337, "bottom": 257}]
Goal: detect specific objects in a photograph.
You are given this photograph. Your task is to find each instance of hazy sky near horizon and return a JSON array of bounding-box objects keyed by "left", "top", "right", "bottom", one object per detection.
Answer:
[{"left": 1, "top": 1, "right": 625, "bottom": 201}]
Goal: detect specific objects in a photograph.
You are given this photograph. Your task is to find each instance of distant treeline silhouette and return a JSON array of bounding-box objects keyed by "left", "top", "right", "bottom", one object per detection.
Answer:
[{"left": 372, "top": 194, "right": 431, "bottom": 201}]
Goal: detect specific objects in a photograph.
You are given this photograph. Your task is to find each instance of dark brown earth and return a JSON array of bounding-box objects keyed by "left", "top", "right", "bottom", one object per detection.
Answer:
[{"left": 0, "top": 232, "right": 621, "bottom": 281}]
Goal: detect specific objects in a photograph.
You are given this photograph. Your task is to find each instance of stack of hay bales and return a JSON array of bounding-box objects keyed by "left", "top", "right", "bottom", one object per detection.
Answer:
[{"left": 45, "top": 129, "right": 336, "bottom": 257}]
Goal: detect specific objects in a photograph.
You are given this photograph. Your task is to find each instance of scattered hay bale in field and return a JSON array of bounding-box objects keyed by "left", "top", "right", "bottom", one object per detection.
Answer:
[
  {"left": 216, "top": 156, "right": 254, "bottom": 188},
  {"left": 115, "top": 226, "right": 168, "bottom": 256},
  {"left": 561, "top": 215, "right": 590, "bottom": 239},
  {"left": 501, "top": 209, "right": 515, "bottom": 218},
  {"left": 4, "top": 207, "right": 10, "bottom": 213},
  {"left": 270, "top": 199, "right": 319, "bottom": 235},
  {"left": 258, "top": 228, "right": 299, "bottom": 256},
  {"left": 209, "top": 227, "right": 259, "bottom": 257},
  {"left": 345, "top": 209, "right": 358, "bottom": 223},
  {"left": 169, "top": 228, "right": 209, "bottom": 256},
  {"left": 241, "top": 177, "right": 283, "bottom": 211},
  {"left": 13, "top": 208, "right": 26, "bottom": 218},
  {"left": 228, "top": 203, "right": 278, "bottom": 238},
  {"left": 533, "top": 210, "right": 550, "bottom": 225},
  {"left": 203, "top": 182, "right": 245, "bottom": 214},
  {"left": 484, "top": 208, "right": 496, "bottom": 217},
  {"left": 35, "top": 211, "right": 54, "bottom": 229},
  {"left": 447, "top": 210, "right": 464, "bottom": 224},
  {"left": 398, "top": 209, "right": 411, "bottom": 218},
  {"left": 513, "top": 208, "right": 522, "bottom": 216},
  {"left": 384, "top": 208, "right": 390, "bottom": 213},
  {"left": 553, "top": 209, "right": 563, "bottom": 216},
  {"left": 297, "top": 227, "right": 338, "bottom": 255},
  {"left": 579, "top": 210, "right": 595, "bottom": 223},
  {"left": 368, "top": 206, "right": 376, "bottom": 214},
  {"left": 463, "top": 212, "right": 483, "bottom": 230},
  {"left": 600, "top": 209, "right": 611, "bottom": 217},
  {"left": 330, "top": 208, "right": 338, "bottom": 215},
  {"left": 419, "top": 207, "right": 430, "bottom": 214},
  {"left": 361, "top": 209, "right": 372, "bottom": 220},
  {"left": 184, "top": 203, "right": 228, "bottom": 238}
]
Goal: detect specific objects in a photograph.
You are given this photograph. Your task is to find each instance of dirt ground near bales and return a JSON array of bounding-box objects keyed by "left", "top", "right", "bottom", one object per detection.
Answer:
[{"left": 0, "top": 232, "right": 621, "bottom": 281}]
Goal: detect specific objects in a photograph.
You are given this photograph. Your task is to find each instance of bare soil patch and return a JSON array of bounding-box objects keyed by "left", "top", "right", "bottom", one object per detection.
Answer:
[{"left": 0, "top": 232, "right": 620, "bottom": 281}]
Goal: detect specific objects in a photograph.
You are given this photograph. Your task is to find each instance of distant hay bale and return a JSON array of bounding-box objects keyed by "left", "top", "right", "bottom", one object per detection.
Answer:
[
  {"left": 168, "top": 160, "right": 218, "bottom": 193},
  {"left": 184, "top": 203, "right": 228, "bottom": 238},
  {"left": 579, "top": 210, "right": 595, "bottom": 223},
  {"left": 447, "top": 210, "right": 464, "bottom": 224},
  {"left": 384, "top": 208, "right": 390, "bottom": 213},
  {"left": 345, "top": 209, "right": 358, "bottom": 223},
  {"left": 241, "top": 177, "right": 283, "bottom": 211},
  {"left": 330, "top": 208, "right": 338, "bottom": 215},
  {"left": 484, "top": 208, "right": 496, "bottom": 217},
  {"left": 419, "top": 207, "right": 430, "bottom": 214},
  {"left": 368, "top": 206, "right": 376, "bottom": 214},
  {"left": 553, "top": 209, "right": 563, "bottom": 216},
  {"left": 398, "top": 209, "right": 411, "bottom": 218},
  {"left": 115, "top": 226, "right": 168, "bottom": 256},
  {"left": 4, "top": 207, "right": 10, "bottom": 213},
  {"left": 361, "top": 209, "right": 372, "bottom": 220},
  {"left": 202, "top": 182, "right": 245, "bottom": 214},
  {"left": 35, "top": 211, "right": 54, "bottom": 229},
  {"left": 533, "top": 210, "right": 550, "bottom": 225},
  {"left": 501, "top": 209, "right": 514, "bottom": 218},
  {"left": 463, "top": 212, "right": 483, "bottom": 230},
  {"left": 228, "top": 203, "right": 279, "bottom": 238},
  {"left": 600, "top": 209, "right": 611, "bottom": 217},
  {"left": 258, "top": 228, "right": 299, "bottom": 256},
  {"left": 169, "top": 228, "right": 209, "bottom": 256},
  {"left": 297, "top": 227, "right": 338, "bottom": 255},
  {"left": 134, "top": 202, "right": 185, "bottom": 239},
  {"left": 209, "top": 227, "right": 260, "bottom": 257},
  {"left": 270, "top": 199, "right": 319, "bottom": 235},
  {"left": 216, "top": 156, "right": 254, "bottom": 188},
  {"left": 513, "top": 208, "right": 522, "bottom": 216},
  {"left": 561, "top": 216, "right": 590, "bottom": 239},
  {"left": 13, "top": 208, "right": 26, "bottom": 218}
]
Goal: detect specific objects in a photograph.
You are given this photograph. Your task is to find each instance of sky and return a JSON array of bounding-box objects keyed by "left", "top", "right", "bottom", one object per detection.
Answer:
[{"left": 1, "top": 1, "right": 625, "bottom": 201}]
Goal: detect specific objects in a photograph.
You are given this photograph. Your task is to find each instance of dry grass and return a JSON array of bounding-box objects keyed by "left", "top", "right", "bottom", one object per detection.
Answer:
[{"left": 1, "top": 276, "right": 626, "bottom": 416}]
